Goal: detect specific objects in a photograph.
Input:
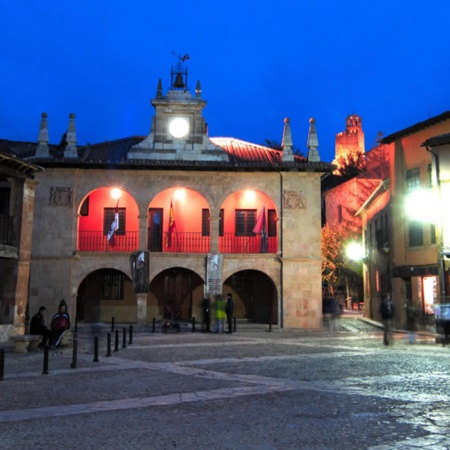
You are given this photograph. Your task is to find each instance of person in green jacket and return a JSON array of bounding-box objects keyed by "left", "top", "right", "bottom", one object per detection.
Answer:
[{"left": 214, "top": 294, "right": 225, "bottom": 333}]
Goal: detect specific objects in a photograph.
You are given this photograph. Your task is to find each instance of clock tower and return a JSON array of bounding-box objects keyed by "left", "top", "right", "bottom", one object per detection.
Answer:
[{"left": 128, "top": 57, "right": 228, "bottom": 162}]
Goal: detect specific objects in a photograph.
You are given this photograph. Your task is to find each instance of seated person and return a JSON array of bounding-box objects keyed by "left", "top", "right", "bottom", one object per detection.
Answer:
[
  {"left": 50, "top": 299, "right": 71, "bottom": 348},
  {"left": 30, "top": 306, "right": 51, "bottom": 349}
]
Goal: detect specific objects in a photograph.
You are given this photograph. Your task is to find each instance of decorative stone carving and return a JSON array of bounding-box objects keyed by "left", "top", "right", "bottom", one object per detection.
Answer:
[
  {"left": 49, "top": 187, "right": 73, "bottom": 206},
  {"left": 283, "top": 190, "right": 306, "bottom": 209}
]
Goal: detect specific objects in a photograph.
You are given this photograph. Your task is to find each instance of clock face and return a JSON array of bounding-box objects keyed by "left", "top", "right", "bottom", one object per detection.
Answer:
[{"left": 168, "top": 117, "right": 189, "bottom": 138}]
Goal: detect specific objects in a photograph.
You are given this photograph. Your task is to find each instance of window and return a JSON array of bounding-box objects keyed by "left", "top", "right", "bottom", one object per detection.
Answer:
[
  {"left": 235, "top": 209, "right": 256, "bottom": 236},
  {"left": 406, "top": 167, "right": 420, "bottom": 192},
  {"left": 268, "top": 209, "right": 277, "bottom": 237},
  {"left": 101, "top": 269, "right": 124, "bottom": 300},
  {"left": 104, "top": 208, "right": 125, "bottom": 235},
  {"left": 337, "top": 205, "right": 343, "bottom": 223},
  {"left": 202, "top": 209, "right": 210, "bottom": 236},
  {"left": 409, "top": 221, "right": 423, "bottom": 247}
]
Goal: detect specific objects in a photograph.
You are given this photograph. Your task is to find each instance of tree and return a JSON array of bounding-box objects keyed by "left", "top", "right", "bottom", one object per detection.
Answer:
[
  {"left": 335, "top": 150, "right": 366, "bottom": 179},
  {"left": 262, "top": 139, "right": 304, "bottom": 157},
  {"left": 322, "top": 224, "right": 362, "bottom": 298}
]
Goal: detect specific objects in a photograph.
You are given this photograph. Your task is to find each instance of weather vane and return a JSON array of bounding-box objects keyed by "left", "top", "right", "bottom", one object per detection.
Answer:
[{"left": 171, "top": 52, "right": 190, "bottom": 90}]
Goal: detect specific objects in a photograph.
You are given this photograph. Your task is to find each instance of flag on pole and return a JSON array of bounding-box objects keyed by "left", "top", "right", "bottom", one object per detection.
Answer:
[
  {"left": 168, "top": 200, "right": 176, "bottom": 248},
  {"left": 253, "top": 204, "right": 268, "bottom": 253},
  {"left": 107, "top": 200, "right": 119, "bottom": 245}
]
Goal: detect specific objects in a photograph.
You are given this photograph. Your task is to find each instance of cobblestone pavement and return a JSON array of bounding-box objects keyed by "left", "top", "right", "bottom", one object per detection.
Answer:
[{"left": 1, "top": 318, "right": 450, "bottom": 450}]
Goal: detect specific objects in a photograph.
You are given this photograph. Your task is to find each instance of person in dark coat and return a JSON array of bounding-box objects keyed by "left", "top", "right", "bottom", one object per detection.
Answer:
[
  {"left": 29, "top": 306, "right": 51, "bottom": 349},
  {"left": 201, "top": 296, "right": 211, "bottom": 332},
  {"left": 225, "top": 293, "right": 234, "bottom": 334},
  {"left": 50, "top": 299, "right": 71, "bottom": 348}
]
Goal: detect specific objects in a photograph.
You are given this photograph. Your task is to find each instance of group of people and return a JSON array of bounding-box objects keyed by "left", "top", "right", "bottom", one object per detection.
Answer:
[
  {"left": 29, "top": 299, "right": 71, "bottom": 349},
  {"left": 202, "top": 293, "right": 234, "bottom": 334}
]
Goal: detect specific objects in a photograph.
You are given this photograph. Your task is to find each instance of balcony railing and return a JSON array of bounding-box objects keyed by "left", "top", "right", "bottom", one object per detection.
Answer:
[
  {"left": 78, "top": 231, "right": 139, "bottom": 252},
  {"left": 163, "top": 232, "right": 210, "bottom": 253},
  {"left": 0, "top": 215, "right": 13, "bottom": 245},
  {"left": 219, "top": 233, "right": 277, "bottom": 254},
  {"left": 78, "top": 231, "right": 277, "bottom": 254}
]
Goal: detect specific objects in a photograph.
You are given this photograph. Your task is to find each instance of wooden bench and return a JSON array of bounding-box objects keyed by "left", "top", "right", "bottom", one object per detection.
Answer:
[{"left": 10, "top": 335, "right": 41, "bottom": 353}]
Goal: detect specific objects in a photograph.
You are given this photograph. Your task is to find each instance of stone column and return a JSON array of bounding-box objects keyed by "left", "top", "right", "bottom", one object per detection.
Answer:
[
  {"left": 138, "top": 215, "right": 147, "bottom": 250},
  {"left": 209, "top": 212, "right": 220, "bottom": 253},
  {"left": 136, "top": 293, "right": 148, "bottom": 325}
]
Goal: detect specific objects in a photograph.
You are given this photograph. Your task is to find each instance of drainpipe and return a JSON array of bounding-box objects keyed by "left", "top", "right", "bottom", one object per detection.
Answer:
[
  {"left": 278, "top": 171, "right": 284, "bottom": 328},
  {"left": 426, "top": 146, "right": 447, "bottom": 299}
]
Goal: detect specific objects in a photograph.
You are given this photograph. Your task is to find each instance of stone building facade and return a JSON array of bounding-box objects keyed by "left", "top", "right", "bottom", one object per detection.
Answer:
[{"left": 1, "top": 64, "right": 332, "bottom": 339}]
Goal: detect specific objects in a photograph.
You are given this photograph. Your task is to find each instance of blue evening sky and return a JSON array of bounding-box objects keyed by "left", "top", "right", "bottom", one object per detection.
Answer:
[{"left": 2, "top": 1, "right": 449, "bottom": 163}]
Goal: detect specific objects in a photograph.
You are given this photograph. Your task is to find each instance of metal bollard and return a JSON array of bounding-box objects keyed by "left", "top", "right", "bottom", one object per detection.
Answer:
[
  {"left": 106, "top": 332, "right": 112, "bottom": 357},
  {"left": 192, "top": 317, "right": 196, "bottom": 333},
  {"left": 152, "top": 318, "right": 156, "bottom": 333},
  {"left": 234, "top": 316, "right": 237, "bottom": 332},
  {"left": 128, "top": 325, "right": 133, "bottom": 345},
  {"left": 114, "top": 330, "right": 119, "bottom": 352},
  {"left": 71, "top": 332, "right": 78, "bottom": 369},
  {"left": 93, "top": 336, "right": 99, "bottom": 362},
  {"left": 122, "top": 327, "right": 127, "bottom": 349},
  {"left": 111, "top": 317, "right": 115, "bottom": 333},
  {"left": 268, "top": 316, "right": 272, "bottom": 332},
  {"left": 74, "top": 317, "right": 78, "bottom": 333},
  {"left": 42, "top": 347, "right": 49, "bottom": 375},
  {"left": 0, "top": 348, "right": 4, "bottom": 381}
]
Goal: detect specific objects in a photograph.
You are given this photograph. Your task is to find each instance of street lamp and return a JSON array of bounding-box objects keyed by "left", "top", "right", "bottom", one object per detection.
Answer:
[{"left": 346, "top": 241, "right": 364, "bottom": 262}]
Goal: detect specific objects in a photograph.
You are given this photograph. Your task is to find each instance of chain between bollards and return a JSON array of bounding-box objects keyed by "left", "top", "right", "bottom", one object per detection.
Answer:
[
  {"left": 0, "top": 348, "right": 4, "bottom": 380},
  {"left": 106, "top": 332, "right": 112, "bottom": 357},
  {"left": 71, "top": 331, "right": 78, "bottom": 369},
  {"left": 42, "top": 347, "right": 49, "bottom": 375}
]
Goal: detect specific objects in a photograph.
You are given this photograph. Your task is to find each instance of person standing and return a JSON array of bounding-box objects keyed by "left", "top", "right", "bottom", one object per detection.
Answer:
[
  {"left": 30, "top": 306, "right": 51, "bottom": 349},
  {"left": 50, "top": 299, "right": 71, "bottom": 348},
  {"left": 225, "top": 293, "right": 234, "bottom": 334},
  {"left": 380, "top": 294, "right": 394, "bottom": 345},
  {"left": 201, "top": 296, "right": 211, "bottom": 332},
  {"left": 214, "top": 295, "right": 225, "bottom": 333}
]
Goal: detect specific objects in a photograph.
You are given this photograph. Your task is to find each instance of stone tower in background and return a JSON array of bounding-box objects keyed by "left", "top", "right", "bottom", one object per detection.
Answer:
[{"left": 334, "top": 114, "right": 365, "bottom": 165}]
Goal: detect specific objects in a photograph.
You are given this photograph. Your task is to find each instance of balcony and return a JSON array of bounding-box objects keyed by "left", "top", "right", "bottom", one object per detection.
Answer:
[
  {"left": 78, "top": 230, "right": 277, "bottom": 254},
  {"left": 219, "top": 233, "right": 277, "bottom": 254},
  {"left": 78, "top": 231, "right": 139, "bottom": 252}
]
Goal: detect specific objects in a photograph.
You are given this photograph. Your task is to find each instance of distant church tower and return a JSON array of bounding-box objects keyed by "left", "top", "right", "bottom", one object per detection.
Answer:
[{"left": 334, "top": 114, "right": 365, "bottom": 164}]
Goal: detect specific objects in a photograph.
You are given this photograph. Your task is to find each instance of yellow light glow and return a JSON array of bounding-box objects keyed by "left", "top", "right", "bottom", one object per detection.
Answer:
[
  {"left": 405, "top": 189, "right": 438, "bottom": 223},
  {"left": 245, "top": 190, "right": 256, "bottom": 202},
  {"left": 174, "top": 189, "right": 185, "bottom": 201},
  {"left": 111, "top": 188, "right": 121, "bottom": 200},
  {"left": 346, "top": 241, "right": 364, "bottom": 261}
]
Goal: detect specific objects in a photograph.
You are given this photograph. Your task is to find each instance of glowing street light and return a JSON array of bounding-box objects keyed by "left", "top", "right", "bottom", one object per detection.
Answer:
[
  {"left": 111, "top": 188, "right": 121, "bottom": 200},
  {"left": 346, "top": 241, "right": 364, "bottom": 261},
  {"left": 404, "top": 188, "right": 438, "bottom": 223}
]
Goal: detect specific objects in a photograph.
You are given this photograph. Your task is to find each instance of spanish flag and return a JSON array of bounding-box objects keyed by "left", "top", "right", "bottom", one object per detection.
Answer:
[{"left": 168, "top": 200, "right": 176, "bottom": 248}]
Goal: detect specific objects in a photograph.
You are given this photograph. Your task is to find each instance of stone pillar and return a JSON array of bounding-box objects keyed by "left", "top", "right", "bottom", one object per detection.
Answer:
[
  {"left": 210, "top": 212, "right": 220, "bottom": 253},
  {"left": 138, "top": 215, "right": 147, "bottom": 250},
  {"left": 136, "top": 293, "right": 148, "bottom": 325}
]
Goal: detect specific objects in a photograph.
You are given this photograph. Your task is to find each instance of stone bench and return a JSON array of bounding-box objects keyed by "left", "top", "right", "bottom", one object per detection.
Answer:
[
  {"left": 10, "top": 335, "right": 41, "bottom": 353},
  {"left": 59, "top": 330, "right": 73, "bottom": 347}
]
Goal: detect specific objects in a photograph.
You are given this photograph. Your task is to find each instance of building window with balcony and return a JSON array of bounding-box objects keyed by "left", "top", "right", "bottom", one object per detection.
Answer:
[
  {"left": 235, "top": 209, "right": 256, "bottom": 236},
  {"left": 219, "top": 209, "right": 224, "bottom": 237},
  {"left": 103, "top": 208, "right": 126, "bottom": 236},
  {"left": 101, "top": 269, "right": 124, "bottom": 300},
  {"left": 202, "top": 209, "right": 210, "bottom": 236},
  {"left": 430, "top": 223, "right": 436, "bottom": 245},
  {"left": 338, "top": 204, "right": 343, "bottom": 223},
  {"left": 268, "top": 209, "right": 277, "bottom": 237}
]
